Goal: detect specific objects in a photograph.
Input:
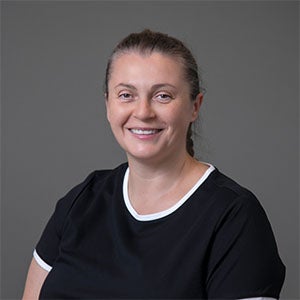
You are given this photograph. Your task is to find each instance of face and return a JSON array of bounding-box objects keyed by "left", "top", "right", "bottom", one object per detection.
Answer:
[{"left": 106, "top": 52, "right": 202, "bottom": 163}]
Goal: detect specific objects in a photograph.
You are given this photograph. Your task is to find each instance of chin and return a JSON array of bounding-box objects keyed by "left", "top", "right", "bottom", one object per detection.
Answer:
[{"left": 126, "top": 149, "right": 164, "bottom": 162}]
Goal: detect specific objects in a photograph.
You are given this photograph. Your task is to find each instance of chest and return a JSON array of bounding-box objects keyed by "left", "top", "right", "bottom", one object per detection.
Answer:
[{"left": 39, "top": 195, "right": 213, "bottom": 299}]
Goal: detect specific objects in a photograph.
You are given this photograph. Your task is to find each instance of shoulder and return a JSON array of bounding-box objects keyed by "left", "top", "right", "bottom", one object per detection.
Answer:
[
  {"left": 208, "top": 168, "right": 255, "bottom": 199},
  {"left": 54, "top": 163, "right": 128, "bottom": 216},
  {"left": 206, "top": 168, "right": 260, "bottom": 207},
  {"left": 73, "top": 162, "right": 127, "bottom": 191},
  {"left": 203, "top": 169, "right": 285, "bottom": 299},
  {"left": 200, "top": 168, "right": 269, "bottom": 229},
  {"left": 91, "top": 162, "right": 128, "bottom": 189}
]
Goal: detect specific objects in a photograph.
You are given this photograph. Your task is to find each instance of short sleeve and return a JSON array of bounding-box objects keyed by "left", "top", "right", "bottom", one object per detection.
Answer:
[
  {"left": 206, "top": 193, "right": 285, "bottom": 299},
  {"left": 35, "top": 171, "right": 96, "bottom": 268}
]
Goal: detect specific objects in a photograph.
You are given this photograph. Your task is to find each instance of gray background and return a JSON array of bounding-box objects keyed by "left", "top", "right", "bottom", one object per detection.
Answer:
[{"left": 1, "top": 1, "right": 299, "bottom": 299}]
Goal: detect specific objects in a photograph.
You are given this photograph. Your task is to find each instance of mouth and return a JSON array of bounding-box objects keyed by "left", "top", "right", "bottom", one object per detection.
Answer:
[{"left": 129, "top": 128, "right": 163, "bottom": 135}]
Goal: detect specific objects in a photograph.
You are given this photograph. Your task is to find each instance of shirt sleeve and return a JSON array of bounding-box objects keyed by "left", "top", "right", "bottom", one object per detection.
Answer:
[
  {"left": 34, "top": 171, "right": 96, "bottom": 268},
  {"left": 206, "top": 193, "right": 285, "bottom": 299}
]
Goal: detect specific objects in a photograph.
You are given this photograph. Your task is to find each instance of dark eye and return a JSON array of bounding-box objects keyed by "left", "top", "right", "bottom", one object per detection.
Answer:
[
  {"left": 119, "top": 93, "right": 133, "bottom": 101},
  {"left": 155, "top": 93, "right": 173, "bottom": 103}
]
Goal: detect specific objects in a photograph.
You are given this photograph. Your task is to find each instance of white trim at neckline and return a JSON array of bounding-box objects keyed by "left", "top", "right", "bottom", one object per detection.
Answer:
[{"left": 123, "top": 163, "right": 215, "bottom": 221}]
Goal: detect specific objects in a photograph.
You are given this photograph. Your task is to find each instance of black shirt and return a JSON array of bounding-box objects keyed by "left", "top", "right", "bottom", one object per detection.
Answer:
[{"left": 36, "top": 163, "right": 285, "bottom": 299}]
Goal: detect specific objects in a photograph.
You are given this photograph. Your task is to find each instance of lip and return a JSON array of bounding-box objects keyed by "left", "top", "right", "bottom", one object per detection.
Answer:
[{"left": 127, "top": 127, "right": 163, "bottom": 140}]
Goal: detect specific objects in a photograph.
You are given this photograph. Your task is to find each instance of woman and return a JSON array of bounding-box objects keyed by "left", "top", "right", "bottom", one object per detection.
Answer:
[{"left": 23, "top": 29, "right": 285, "bottom": 299}]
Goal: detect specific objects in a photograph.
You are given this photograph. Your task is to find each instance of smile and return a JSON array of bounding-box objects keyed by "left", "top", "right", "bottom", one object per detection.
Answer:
[{"left": 129, "top": 128, "right": 162, "bottom": 135}]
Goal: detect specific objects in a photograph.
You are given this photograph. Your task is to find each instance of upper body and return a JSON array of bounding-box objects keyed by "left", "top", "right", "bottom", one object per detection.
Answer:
[
  {"left": 22, "top": 29, "right": 285, "bottom": 299},
  {"left": 31, "top": 162, "right": 285, "bottom": 299}
]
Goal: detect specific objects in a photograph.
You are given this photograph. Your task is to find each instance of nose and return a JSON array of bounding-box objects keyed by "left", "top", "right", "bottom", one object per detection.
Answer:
[{"left": 133, "top": 98, "right": 156, "bottom": 120}]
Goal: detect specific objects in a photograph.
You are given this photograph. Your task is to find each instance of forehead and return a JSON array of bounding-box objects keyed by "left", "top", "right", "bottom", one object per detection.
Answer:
[{"left": 109, "top": 51, "right": 186, "bottom": 85}]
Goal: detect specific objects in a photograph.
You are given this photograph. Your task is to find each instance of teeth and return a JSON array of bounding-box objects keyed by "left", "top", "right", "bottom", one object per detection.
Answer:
[{"left": 130, "top": 129, "right": 160, "bottom": 135}]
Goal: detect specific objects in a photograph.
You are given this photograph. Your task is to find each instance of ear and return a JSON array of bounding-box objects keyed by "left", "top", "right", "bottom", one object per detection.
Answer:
[
  {"left": 191, "top": 92, "right": 203, "bottom": 121},
  {"left": 105, "top": 93, "right": 111, "bottom": 123}
]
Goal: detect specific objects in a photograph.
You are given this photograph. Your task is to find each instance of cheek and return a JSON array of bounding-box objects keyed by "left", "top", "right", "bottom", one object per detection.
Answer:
[
  {"left": 106, "top": 100, "right": 113, "bottom": 123},
  {"left": 106, "top": 99, "right": 115, "bottom": 117},
  {"left": 106, "top": 102, "right": 129, "bottom": 127},
  {"left": 167, "top": 104, "right": 193, "bottom": 125},
  {"left": 106, "top": 105, "right": 111, "bottom": 123}
]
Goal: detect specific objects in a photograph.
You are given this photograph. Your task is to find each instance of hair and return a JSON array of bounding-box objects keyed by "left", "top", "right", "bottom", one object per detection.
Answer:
[{"left": 104, "top": 29, "right": 204, "bottom": 157}]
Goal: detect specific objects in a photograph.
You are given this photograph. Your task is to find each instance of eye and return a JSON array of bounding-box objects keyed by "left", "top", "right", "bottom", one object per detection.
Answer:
[
  {"left": 118, "top": 92, "right": 133, "bottom": 101},
  {"left": 155, "top": 93, "right": 173, "bottom": 103}
]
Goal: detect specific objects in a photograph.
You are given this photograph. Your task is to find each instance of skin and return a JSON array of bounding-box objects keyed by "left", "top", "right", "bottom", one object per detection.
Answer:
[
  {"left": 106, "top": 51, "right": 208, "bottom": 214},
  {"left": 22, "top": 258, "right": 48, "bottom": 299}
]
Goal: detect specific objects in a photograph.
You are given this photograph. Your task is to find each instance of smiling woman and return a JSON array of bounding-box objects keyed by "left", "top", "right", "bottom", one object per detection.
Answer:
[
  {"left": 22, "top": 29, "right": 285, "bottom": 299},
  {"left": 106, "top": 52, "right": 201, "bottom": 166}
]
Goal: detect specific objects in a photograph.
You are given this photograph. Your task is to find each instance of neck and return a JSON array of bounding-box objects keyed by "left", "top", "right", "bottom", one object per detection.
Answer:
[
  {"left": 127, "top": 148, "right": 193, "bottom": 179},
  {"left": 127, "top": 152, "right": 198, "bottom": 202},
  {"left": 125, "top": 150, "right": 209, "bottom": 215}
]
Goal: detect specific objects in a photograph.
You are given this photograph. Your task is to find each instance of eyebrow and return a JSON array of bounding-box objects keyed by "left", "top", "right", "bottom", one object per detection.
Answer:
[
  {"left": 114, "top": 83, "right": 177, "bottom": 91},
  {"left": 151, "top": 83, "right": 177, "bottom": 90},
  {"left": 114, "top": 83, "right": 137, "bottom": 91}
]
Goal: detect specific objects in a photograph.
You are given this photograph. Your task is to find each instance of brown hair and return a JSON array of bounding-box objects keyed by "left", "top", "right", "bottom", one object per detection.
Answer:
[{"left": 104, "top": 29, "right": 204, "bottom": 157}]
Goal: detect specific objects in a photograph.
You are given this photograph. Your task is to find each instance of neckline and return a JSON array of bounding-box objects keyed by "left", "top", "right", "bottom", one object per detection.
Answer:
[{"left": 122, "top": 163, "right": 215, "bottom": 221}]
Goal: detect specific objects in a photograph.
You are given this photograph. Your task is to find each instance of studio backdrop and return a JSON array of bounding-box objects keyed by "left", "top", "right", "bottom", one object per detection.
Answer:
[{"left": 1, "top": 1, "right": 299, "bottom": 299}]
